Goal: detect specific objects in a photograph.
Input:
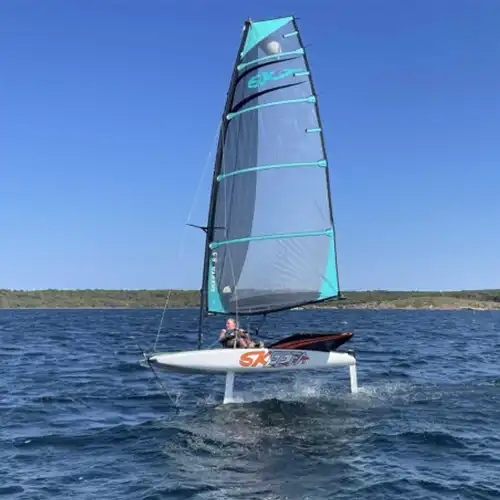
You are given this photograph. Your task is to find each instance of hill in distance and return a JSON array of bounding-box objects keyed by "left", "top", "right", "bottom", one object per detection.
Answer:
[{"left": 1, "top": 289, "right": 500, "bottom": 310}]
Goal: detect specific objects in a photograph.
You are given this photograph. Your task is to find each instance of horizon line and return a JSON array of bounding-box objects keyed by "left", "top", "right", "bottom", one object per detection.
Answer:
[{"left": 1, "top": 288, "right": 499, "bottom": 293}]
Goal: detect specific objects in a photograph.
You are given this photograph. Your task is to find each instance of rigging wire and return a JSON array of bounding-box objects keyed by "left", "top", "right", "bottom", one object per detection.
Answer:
[
  {"left": 136, "top": 342, "right": 180, "bottom": 411},
  {"left": 153, "top": 121, "right": 222, "bottom": 352}
]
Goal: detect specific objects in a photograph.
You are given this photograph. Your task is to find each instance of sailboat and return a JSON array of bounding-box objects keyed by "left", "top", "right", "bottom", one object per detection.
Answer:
[{"left": 147, "top": 15, "right": 358, "bottom": 403}]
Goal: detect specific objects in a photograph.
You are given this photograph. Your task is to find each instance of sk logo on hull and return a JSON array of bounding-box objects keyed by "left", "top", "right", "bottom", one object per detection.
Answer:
[
  {"left": 239, "top": 350, "right": 269, "bottom": 367},
  {"left": 239, "top": 350, "right": 310, "bottom": 368}
]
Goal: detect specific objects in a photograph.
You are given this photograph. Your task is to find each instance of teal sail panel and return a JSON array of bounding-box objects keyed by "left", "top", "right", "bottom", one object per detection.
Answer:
[
  {"left": 318, "top": 234, "right": 338, "bottom": 300},
  {"left": 240, "top": 16, "right": 294, "bottom": 58},
  {"left": 204, "top": 16, "right": 341, "bottom": 315}
]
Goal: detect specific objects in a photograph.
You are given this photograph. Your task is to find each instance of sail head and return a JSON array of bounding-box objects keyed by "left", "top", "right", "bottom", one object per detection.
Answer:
[{"left": 204, "top": 16, "right": 341, "bottom": 316}]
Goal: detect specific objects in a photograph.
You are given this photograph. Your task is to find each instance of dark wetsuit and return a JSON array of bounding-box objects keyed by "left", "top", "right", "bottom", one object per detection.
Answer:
[
  {"left": 220, "top": 329, "right": 264, "bottom": 348},
  {"left": 220, "top": 328, "right": 243, "bottom": 348}
]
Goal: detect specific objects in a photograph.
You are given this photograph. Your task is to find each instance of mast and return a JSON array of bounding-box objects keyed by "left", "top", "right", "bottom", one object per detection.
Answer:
[{"left": 197, "top": 20, "right": 252, "bottom": 349}]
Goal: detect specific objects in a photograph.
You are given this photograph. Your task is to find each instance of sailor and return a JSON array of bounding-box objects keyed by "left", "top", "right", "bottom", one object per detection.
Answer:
[{"left": 219, "top": 318, "right": 263, "bottom": 348}]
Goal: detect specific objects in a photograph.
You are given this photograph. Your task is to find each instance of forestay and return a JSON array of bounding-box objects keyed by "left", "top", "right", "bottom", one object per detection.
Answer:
[{"left": 203, "top": 16, "right": 341, "bottom": 316}]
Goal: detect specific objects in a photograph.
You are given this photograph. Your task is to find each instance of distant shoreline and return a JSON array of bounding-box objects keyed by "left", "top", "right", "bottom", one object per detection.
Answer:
[
  {"left": 1, "top": 289, "right": 500, "bottom": 310},
  {"left": 0, "top": 306, "right": 498, "bottom": 311}
]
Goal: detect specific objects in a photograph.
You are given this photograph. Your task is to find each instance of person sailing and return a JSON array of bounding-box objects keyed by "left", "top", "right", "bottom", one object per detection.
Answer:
[{"left": 219, "top": 318, "right": 263, "bottom": 348}]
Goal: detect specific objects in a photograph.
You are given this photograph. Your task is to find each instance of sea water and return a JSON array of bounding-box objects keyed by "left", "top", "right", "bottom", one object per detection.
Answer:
[{"left": 1, "top": 308, "right": 499, "bottom": 499}]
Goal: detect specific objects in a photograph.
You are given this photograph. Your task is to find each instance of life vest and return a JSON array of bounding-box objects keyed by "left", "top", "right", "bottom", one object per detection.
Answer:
[{"left": 220, "top": 328, "right": 239, "bottom": 347}]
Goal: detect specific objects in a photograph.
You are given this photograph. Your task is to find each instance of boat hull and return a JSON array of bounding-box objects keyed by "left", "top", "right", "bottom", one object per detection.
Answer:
[
  {"left": 267, "top": 331, "right": 352, "bottom": 352},
  {"left": 148, "top": 348, "right": 355, "bottom": 374}
]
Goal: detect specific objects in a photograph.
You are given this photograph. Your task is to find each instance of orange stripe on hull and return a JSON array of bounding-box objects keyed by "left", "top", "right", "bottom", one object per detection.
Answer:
[{"left": 274, "top": 332, "right": 352, "bottom": 350}]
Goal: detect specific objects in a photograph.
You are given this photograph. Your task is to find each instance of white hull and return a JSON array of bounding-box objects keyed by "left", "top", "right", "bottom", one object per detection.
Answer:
[
  {"left": 148, "top": 348, "right": 358, "bottom": 403},
  {"left": 149, "top": 349, "right": 358, "bottom": 404},
  {"left": 149, "top": 348, "right": 355, "bottom": 374}
]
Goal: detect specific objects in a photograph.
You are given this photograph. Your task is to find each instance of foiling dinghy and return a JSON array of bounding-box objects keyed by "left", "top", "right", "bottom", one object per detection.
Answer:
[{"left": 146, "top": 15, "right": 358, "bottom": 403}]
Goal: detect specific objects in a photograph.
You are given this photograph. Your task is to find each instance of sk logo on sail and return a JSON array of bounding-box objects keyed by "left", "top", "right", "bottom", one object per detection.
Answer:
[{"left": 247, "top": 68, "right": 303, "bottom": 89}]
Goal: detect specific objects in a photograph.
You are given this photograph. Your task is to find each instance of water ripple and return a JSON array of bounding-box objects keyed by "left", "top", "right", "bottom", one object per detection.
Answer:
[{"left": 1, "top": 308, "right": 500, "bottom": 499}]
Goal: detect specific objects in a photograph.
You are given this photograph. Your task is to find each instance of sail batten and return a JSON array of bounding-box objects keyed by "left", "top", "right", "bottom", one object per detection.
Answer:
[
  {"left": 217, "top": 160, "right": 326, "bottom": 181},
  {"left": 210, "top": 228, "right": 333, "bottom": 249},
  {"left": 227, "top": 95, "right": 315, "bottom": 120},
  {"left": 202, "top": 16, "right": 341, "bottom": 316},
  {"left": 237, "top": 48, "right": 305, "bottom": 71}
]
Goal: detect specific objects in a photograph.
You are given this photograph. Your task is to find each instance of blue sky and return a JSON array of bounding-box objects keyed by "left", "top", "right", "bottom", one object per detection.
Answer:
[{"left": 1, "top": 0, "right": 499, "bottom": 291}]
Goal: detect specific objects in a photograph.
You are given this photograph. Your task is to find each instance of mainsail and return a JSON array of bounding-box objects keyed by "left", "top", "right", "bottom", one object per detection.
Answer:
[{"left": 201, "top": 16, "right": 341, "bottom": 316}]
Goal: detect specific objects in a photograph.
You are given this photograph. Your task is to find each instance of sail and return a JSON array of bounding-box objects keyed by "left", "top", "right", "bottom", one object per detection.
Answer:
[{"left": 203, "top": 16, "right": 341, "bottom": 316}]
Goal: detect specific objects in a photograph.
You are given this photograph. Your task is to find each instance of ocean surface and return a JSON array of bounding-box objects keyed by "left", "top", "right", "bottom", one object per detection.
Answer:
[{"left": 1, "top": 308, "right": 500, "bottom": 500}]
